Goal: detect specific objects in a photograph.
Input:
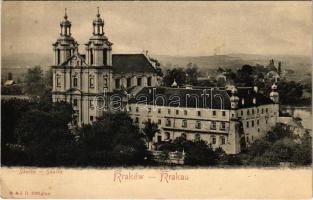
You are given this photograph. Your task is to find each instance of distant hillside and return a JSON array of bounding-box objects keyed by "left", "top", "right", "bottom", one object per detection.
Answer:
[
  {"left": 154, "top": 54, "right": 311, "bottom": 73},
  {"left": 1, "top": 53, "right": 311, "bottom": 80}
]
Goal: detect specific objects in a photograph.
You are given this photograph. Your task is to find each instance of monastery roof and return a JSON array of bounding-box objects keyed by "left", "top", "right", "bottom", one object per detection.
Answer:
[
  {"left": 112, "top": 54, "right": 157, "bottom": 74},
  {"left": 129, "top": 87, "right": 231, "bottom": 109},
  {"left": 129, "top": 86, "right": 274, "bottom": 109}
]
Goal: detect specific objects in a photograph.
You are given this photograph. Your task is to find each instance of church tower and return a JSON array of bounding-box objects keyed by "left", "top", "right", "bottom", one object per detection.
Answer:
[
  {"left": 53, "top": 9, "right": 78, "bottom": 66},
  {"left": 85, "top": 7, "right": 113, "bottom": 67}
]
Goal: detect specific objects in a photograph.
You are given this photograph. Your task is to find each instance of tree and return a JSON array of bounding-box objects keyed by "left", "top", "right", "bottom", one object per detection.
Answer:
[
  {"left": 13, "top": 101, "right": 74, "bottom": 166},
  {"left": 24, "top": 66, "right": 46, "bottom": 98},
  {"left": 163, "top": 68, "right": 186, "bottom": 87},
  {"left": 77, "top": 112, "right": 149, "bottom": 166},
  {"left": 236, "top": 65, "right": 255, "bottom": 86},
  {"left": 44, "top": 68, "right": 53, "bottom": 88},
  {"left": 142, "top": 121, "right": 159, "bottom": 150},
  {"left": 159, "top": 137, "right": 218, "bottom": 166},
  {"left": 185, "top": 64, "right": 199, "bottom": 85}
]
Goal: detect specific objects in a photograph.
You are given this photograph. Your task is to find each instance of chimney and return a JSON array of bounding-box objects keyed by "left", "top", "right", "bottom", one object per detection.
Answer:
[
  {"left": 253, "top": 86, "right": 258, "bottom": 93},
  {"left": 253, "top": 97, "right": 256, "bottom": 104}
]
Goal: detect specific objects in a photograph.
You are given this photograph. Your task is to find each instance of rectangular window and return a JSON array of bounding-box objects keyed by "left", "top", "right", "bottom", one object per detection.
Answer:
[
  {"left": 184, "top": 110, "right": 187, "bottom": 115},
  {"left": 158, "top": 119, "right": 161, "bottom": 125},
  {"left": 148, "top": 107, "right": 152, "bottom": 113},
  {"left": 90, "top": 116, "right": 94, "bottom": 121},
  {"left": 241, "top": 110, "right": 243, "bottom": 116},
  {"left": 252, "top": 120, "right": 254, "bottom": 127},
  {"left": 147, "top": 77, "right": 152, "bottom": 86},
  {"left": 220, "top": 122, "right": 226, "bottom": 130},
  {"left": 158, "top": 108, "right": 161, "bottom": 114},
  {"left": 137, "top": 78, "right": 142, "bottom": 86},
  {"left": 266, "top": 108, "right": 268, "bottom": 113},
  {"left": 198, "top": 111, "right": 201, "bottom": 116},
  {"left": 168, "top": 109, "right": 171, "bottom": 114},
  {"left": 135, "top": 117, "right": 139, "bottom": 123},
  {"left": 73, "top": 77, "right": 78, "bottom": 87},
  {"left": 73, "top": 99, "right": 78, "bottom": 107},
  {"left": 221, "top": 136, "right": 225, "bottom": 145},
  {"left": 252, "top": 109, "right": 255, "bottom": 115},
  {"left": 211, "top": 121, "right": 216, "bottom": 130},
  {"left": 136, "top": 107, "right": 139, "bottom": 112},
  {"left": 246, "top": 121, "right": 249, "bottom": 128},
  {"left": 115, "top": 79, "right": 120, "bottom": 89},
  {"left": 212, "top": 110, "right": 216, "bottom": 116},
  {"left": 222, "top": 111, "right": 226, "bottom": 116},
  {"left": 166, "top": 119, "right": 171, "bottom": 127},
  {"left": 212, "top": 137, "right": 216, "bottom": 144},
  {"left": 257, "top": 108, "right": 259, "bottom": 114},
  {"left": 103, "top": 49, "right": 107, "bottom": 65},
  {"left": 182, "top": 119, "right": 187, "bottom": 128},
  {"left": 195, "top": 121, "right": 201, "bottom": 129},
  {"left": 262, "top": 108, "right": 264, "bottom": 114},
  {"left": 176, "top": 110, "right": 179, "bottom": 115},
  {"left": 128, "top": 106, "right": 132, "bottom": 111},
  {"left": 257, "top": 119, "right": 259, "bottom": 125},
  {"left": 89, "top": 99, "right": 94, "bottom": 108},
  {"left": 89, "top": 77, "right": 94, "bottom": 88},
  {"left": 247, "top": 109, "right": 250, "bottom": 115},
  {"left": 127, "top": 78, "right": 131, "bottom": 88}
]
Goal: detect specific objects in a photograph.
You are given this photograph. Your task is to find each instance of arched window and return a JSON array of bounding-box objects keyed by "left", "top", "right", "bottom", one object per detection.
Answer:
[{"left": 73, "top": 77, "right": 78, "bottom": 87}]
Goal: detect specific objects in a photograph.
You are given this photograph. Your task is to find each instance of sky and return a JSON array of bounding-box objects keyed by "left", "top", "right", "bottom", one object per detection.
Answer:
[{"left": 2, "top": 1, "right": 312, "bottom": 57}]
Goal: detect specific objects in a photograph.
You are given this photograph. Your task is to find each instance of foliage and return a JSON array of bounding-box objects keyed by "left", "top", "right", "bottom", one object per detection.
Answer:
[
  {"left": 185, "top": 63, "right": 199, "bottom": 85},
  {"left": 163, "top": 68, "right": 187, "bottom": 87},
  {"left": 1, "top": 98, "right": 75, "bottom": 166},
  {"left": 76, "top": 112, "right": 150, "bottom": 166},
  {"left": 142, "top": 121, "right": 159, "bottom": 150},
  {"left": 243, "top": 124, "right": 312, "bottom": 167},
  {"left": 159, "top": 137, "right": 218, "bottom": 166},
  {"left": 24, "top": 66, "right": 46, "bottom": 98}
]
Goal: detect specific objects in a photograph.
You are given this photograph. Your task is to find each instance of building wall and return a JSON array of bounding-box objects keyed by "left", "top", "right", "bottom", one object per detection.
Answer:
[
  {"left": 127, "top": 104, "right": 239, "bottom": 153},
  {"left": 127, "top": 102, "right": 279, "bottom": 154},
  {"left": 112, "top": 72, "right": 158, "bottom": 90},
  {"left": 236, "top": 104, "right": 279, "bottom": 145}
]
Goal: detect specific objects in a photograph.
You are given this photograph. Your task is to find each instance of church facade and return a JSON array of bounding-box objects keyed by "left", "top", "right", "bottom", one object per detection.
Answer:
[{"left": 51, "top": 10, "right": 160, "bottom": 126}]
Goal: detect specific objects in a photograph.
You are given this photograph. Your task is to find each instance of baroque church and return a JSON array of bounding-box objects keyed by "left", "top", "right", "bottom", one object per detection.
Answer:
[
  {"left": 52, "top": 8, "right": 280, "bottom": 154},
  {"left": 52, "top": 9, "right": 161, "bottom": 126}
]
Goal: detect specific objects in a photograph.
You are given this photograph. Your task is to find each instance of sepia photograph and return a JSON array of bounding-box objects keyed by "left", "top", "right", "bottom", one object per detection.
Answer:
[{"left": 1, "top": 1, "right": 312, "bottom": 198}]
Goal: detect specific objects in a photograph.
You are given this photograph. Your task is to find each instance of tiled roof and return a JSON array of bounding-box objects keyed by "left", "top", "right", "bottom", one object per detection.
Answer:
[
  {"left": 112, "top": 54, "right": 157, "bottom": 74},
  {"left": 129, "top": 87, "right": 231, "bottom": 109},
  {"left": 129, "top": 87, "right": 274, "bottom": 110}
]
